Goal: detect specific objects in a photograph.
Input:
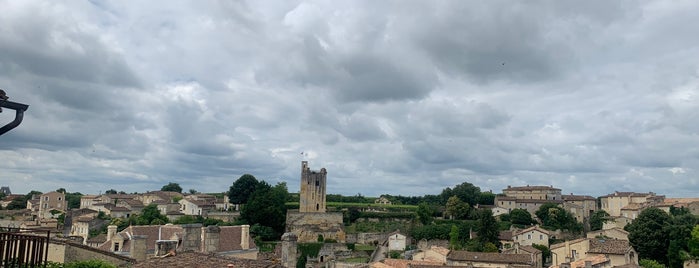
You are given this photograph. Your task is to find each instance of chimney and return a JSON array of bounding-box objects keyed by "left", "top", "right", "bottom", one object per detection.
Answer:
[
  {"left": 107, "top": 225, "right": 117, "bottom": 240},
  {"left": 281, "top": 232, "right": 298, "bottom": 268},
  {"left": 130, "top": 235, "right": 147, "bottom": 262},
  {"left": 585, "top": 261, "right": 592, "bottom": 268},
  {"left": 565, "top": 240, "right": 571, "bottom": 261},
  {"left": 203, "top": 225, "right": 221, "bottom": 253},
  {"left": 240, "top": 225, "right": 250, "bottom": 250},
  {"left": 181, "top": 224, "right": 202, "bottom": 251}
]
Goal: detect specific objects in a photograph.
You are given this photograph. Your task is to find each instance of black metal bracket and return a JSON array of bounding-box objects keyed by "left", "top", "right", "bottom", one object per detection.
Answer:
[{"left": 0, "top": 99, "right": 29, "bottom": 136}]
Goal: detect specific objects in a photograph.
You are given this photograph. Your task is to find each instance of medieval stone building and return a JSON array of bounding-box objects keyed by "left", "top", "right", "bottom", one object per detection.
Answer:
[
  {"left": 285, "top": 161, "right": 345, "bottom": 243},
  {"left": 299, "top": 161, "right": 327, "bottom": 213}
]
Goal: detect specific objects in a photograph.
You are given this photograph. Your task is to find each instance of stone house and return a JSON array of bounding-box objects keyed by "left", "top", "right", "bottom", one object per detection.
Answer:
[
  {"left": 551, "top": 254, "right": 611, "bottom": 268},
  {"left": 551, "top": 238, "right": 638, "bottom": 267},
  {"left": 179, "top": 197, "right": 216, "bottom": 216},
  {"left": 562, "top": 194, "right": 597, "bottom": 223},
  {"left": 599, "top": 191, "right": 664, "bottom": 217},
  {"left": 70, "top": 217, "right": 93, "bottom": 243},
  {"left": 490, "top": 206, "right": 509, "bottom": 217},
  {"left": 496, "top": 185, "right": 564, "bottom": 215},
  {"left": 412, "top": 245, "right": 450, "bottom": 263},
  {"left": 36, "top": 191, "right": 67, "bottom": 219},
  {"left": 0, "top": 194, "right": 23, "bottom": 208},
  {"left": 375, "top": 196, "right": 392, "bottom": 205},
  {"left": 662, "top": 198, "right": 699, "bottom": 215},
  {"left": 513, "top": 225, "right": 550, "bottom": 247},
  {"left": 136, "top": 191, "right": 184, "bottom": 206},
  {"left": 117, "top": 199, "right": 145, "bottom": 214},
  {"left": 387, "top": 230, "right": 407, "bottom": 251},
  {"left": 446, "top": 250, "right": 535, "bottom": 268},
  {"left": 586, "top": 228, "right": 629, "bottom": 241},
  {"left": 214, "top": 195, "right": 231, "bottom": 211},
  {"left": 79, "top": 195, "right": 98, "bottom": 209},
  {"left": 602, "top": 216, "right": 633, "bottom": 230},
  {"left": 502, "top": 244, "right": 543, "bottom": 268}
]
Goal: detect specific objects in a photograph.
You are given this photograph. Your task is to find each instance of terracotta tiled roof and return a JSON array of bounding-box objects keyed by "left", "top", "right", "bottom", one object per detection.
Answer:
[
  {"left": 87, "top": 233, "right": 107, "bottom": 244},
  {"left": 518, "top": 245, "right": 541, "bottom": 254},
  {"left": 381, "top": 258, "right": 443, "bottom": 268},
  {"left": 588, "top": 239, "right": 631, "bottom": 255},
  {"left": 108, "top": 206, "right": 131, "bottom": 212},
  {"left": 504, "top": 185, "right": 561, "bottom": 191},
  {"left": 514, "top": 225, "right": 550, "bottom": 236},
  {"left": 104, "top": 225, "right": 184, "bottom": 252},
  {"left": 550, "top": 238, "right": 588, "bottom": 250},
  {"left": 499, "top": 231, "right": 513, "bottom": 241},
  {"left": 132, "top": 251, "right": 280, "bottom": 268},
  {"left": 447, "top": 251, "right": 533, "bottom": 265},
  {"left": 587, "top": 227, "right": 629, "bottom": 237},
  {"left": 551, "top": 254, "right": 609, "bottom": 268},
  {"left": 620, "top": 203, "right": 645, "bottom": 210},
  {"left": 562, "top": 194, "right": 596, "bottom": 201},
  {"left": 664, "top": 198, "right": 699, "bottom": 205}
]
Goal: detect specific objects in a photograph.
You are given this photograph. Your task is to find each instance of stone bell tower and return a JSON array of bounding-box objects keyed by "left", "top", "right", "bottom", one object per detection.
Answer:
[{"left": 299, "top": 161, "right": 327, "bottom": 213}]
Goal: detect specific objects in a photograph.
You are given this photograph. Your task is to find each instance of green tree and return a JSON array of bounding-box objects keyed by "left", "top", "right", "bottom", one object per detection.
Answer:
[
  {"left": 479, "top": 192, "right": 496, "bottom": 205},
  {"left": 135, "top": 204, "right": 168, "bottom": 225},
  {"left": 240, "top": 181, "right": 288, "bottom": 236},
  {"left": 445, "top": 196, "right": 470, "bottom": 220},
  {"left": 639, "top": 259, "right": 667, "bottom": 268},
  {"left": 189, "top": 189, "right": 198, "bottom": 194},
  {"left": 477, "top": 209, "right": 499, "bottom": 246},
  {"left": 6, "top": 190, "right": 42, "bottom": 210},
  {"left": 65, "top": 191, "right": 83, "bottom": 209},
  {"left": 229, "top": 174, "right": 259, "bottom": 205},
  {"left": 441, "top": 182, "right": 482, "bottom": 206},
  {"left": 416, "top": 202, "right": 434, "bottom": 225},
  {"left": 589, "top": 210, "right": 610, "bottom": 231},
  {"left": 626, "top": 207, "right": 671, "bottom": 264},
  {"left": 688, "top": 225, "right": 699, "bottom": 257},
  {"left": 535, "top": 203, "right": 582, "bottom": 233},
  {"left": 449, "top": 225, "right": 460, "bottom": 250},
  {"left": 161, "top": 182, "right": 183, "bottom": 193},
  {"left": 532, "top": 244, "right": 551, "bottom": 265},
  {"left": 666, "top": 213, "right": 697, "bottom": 268},
  {"left": 105, "top": 189, "right": 118, "bottom": 194},
  {"left": 510, "top": 208, "right": 534, "bottom": 226},
  {"left": 483, "top": 242, "right": 498, "bottom": 252}
]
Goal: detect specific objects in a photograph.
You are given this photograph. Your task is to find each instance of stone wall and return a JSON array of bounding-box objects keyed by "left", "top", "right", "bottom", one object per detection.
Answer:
[
  {"left": 47, "top": 239, "right": 135, "bottom": 267},
  {"left": 355, "top": 233, "right": 386, "bottom": 245},
  {"left": 286, "top": 211, "right": 345, "bottom": 243},
  {"left": 206, "top": 211, "right": 239, "bottom": 222}
]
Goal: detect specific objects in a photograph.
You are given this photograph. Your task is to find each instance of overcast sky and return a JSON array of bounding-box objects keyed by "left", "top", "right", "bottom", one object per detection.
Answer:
[{"left": 1, "top": 1, "right": 698, "bottom": 198}]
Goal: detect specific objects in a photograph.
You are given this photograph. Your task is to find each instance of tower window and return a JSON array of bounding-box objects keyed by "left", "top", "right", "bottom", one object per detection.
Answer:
[
  {"left": 315, "top": 180, "right": 319, "bottom": 186},
  {"left": 317, "top": 204, "right": 319, "bottom": 210}
]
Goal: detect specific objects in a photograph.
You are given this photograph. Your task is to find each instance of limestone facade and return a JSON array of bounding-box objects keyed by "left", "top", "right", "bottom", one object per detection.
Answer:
[{"left": 299, "top": 161, "right": 327, "bottom": 213}]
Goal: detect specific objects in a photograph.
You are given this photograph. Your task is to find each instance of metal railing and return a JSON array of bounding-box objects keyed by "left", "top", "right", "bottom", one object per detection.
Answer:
[{"left": 0, "top": 227, "right": 50, "bottom": 268}]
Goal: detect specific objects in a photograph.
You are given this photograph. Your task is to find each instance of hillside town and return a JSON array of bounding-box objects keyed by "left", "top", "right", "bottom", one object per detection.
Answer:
[{"left": 2, "top": 161, "right": 698, "bottom": 268}]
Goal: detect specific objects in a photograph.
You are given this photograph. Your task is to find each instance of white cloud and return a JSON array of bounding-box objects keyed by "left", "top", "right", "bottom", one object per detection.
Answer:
[{"left": 1, "top": 1, "right": 699, "bottom": 198}]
